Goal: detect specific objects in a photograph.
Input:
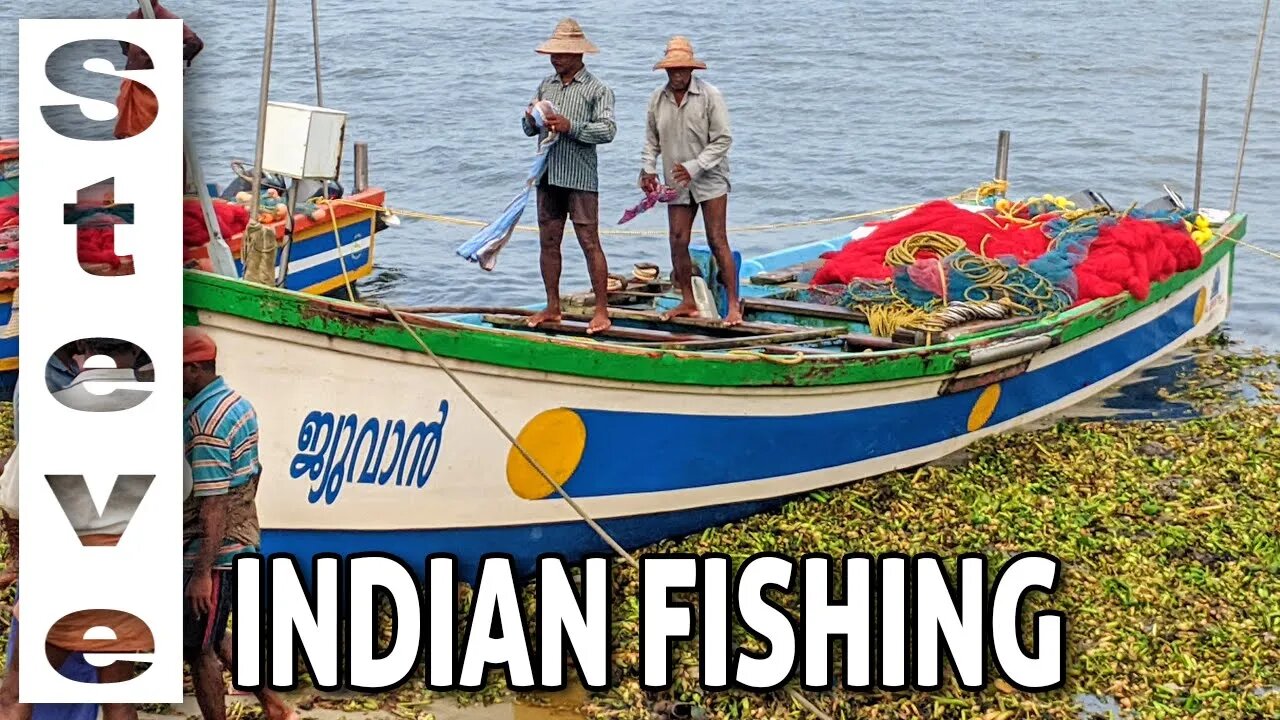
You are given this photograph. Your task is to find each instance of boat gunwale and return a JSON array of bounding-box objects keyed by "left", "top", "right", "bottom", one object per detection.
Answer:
[{"left": 182, "top": 212, "right": 1244, "bottom": 388}]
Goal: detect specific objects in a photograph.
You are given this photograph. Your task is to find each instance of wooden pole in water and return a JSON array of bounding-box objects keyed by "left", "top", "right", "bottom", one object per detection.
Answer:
[
  {"left": 247, "top": 0, "right": 279, "bottom": 223},
  {"left": 354, "top": 142, "right": 369, "bottom": 192},
  {"left": 1194, "top": 72, "right": 1209, "bottom": 212},
  {"left": 994, "top": 129, "right": 1010, "bottom": 182},
  {"left": 1230, "top": 0, "right": 1271, "bottom": 214}
]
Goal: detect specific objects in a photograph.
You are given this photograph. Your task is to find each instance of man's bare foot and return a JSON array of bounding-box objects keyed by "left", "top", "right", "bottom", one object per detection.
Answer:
[
  {"left": 526, "top": 309, "right": 561, "bottom": 328},
  {"left": 586, "top": 310, "right": 611, "bottom": 335},
  {"left": 264, "top": 703, "right": 298, "bottom": 720},
  {"left": 724, "top": 306, "right": 744, "bottom": 327},
  {"left": 661, "top": 302, "right": 701, "bottom": 321}
]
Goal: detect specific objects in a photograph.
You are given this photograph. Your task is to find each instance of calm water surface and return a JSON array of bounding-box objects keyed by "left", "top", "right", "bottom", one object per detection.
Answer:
[{"left": 1, "top": 1, "right": 1277, "bottom": 355}]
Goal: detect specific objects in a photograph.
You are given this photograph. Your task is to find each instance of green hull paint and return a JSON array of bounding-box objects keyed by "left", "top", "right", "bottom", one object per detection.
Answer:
[{"left": 182, "top": 215, "right": 1244, "bottom": 388}]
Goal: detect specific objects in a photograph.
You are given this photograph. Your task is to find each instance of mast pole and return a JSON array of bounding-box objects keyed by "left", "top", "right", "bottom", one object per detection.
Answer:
[
  {"left": 136, "top": 0, "right": 236, "bottom": 277},
  {"left": 1230, "top": 0, "right": 1272, "bottom": 214}
]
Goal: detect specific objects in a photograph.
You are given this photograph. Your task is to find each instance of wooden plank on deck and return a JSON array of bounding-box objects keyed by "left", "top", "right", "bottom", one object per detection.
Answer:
[{"left": 482, "top": 314, "right": 708, "bottom": 344}]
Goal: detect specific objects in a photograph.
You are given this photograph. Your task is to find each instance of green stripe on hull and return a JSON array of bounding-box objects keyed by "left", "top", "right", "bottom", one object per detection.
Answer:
[{"left": 181, "top": 216, "right": 1244, "bottom": 388}]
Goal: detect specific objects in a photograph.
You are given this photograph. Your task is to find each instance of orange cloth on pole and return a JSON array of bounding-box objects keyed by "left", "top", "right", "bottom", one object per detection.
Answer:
[{"left": 113, "top": 80, "right": 159, "bottom": 140}]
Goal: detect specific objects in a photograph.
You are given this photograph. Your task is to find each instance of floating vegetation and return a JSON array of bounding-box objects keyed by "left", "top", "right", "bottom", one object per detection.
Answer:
[{"left": 2, "top": 337, "right": 1279, "bottom": 720}]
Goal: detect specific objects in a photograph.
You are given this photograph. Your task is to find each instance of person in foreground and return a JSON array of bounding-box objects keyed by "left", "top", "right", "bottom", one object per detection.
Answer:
[
  {"left": 521, "top": 18, "right": 617, "bottom": 334},
  {"left": 182, "top": 329, "right": 295, "bottom": 720},
  {"left": 639, "top": 36, "right": 741, "bottom": 325}
]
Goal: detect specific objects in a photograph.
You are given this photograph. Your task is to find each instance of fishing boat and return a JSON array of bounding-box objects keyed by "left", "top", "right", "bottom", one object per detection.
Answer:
[
  {"left": 0, "top": 139, "right": 16, "bottom": 198},
  {"left": 182, "top": 184, "right": 1244, "bottom": 582},
  {"left": 0, "top": 139, "right": 392, "bottom": 399}
]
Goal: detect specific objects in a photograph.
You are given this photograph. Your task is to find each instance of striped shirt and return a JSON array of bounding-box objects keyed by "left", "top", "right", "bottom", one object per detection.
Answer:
[
  {"left": 183, "top": 376, "right": 260, "bottom": 569},
  {"left": 521, "top": 67, "right": 616, "bottom": 193}
]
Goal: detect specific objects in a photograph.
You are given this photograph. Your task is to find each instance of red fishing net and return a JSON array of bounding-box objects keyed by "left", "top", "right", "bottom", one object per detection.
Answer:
[
  {"left": 812, "top": 200, "right": 1049, "bottom": 284},
  {"left": 811, "top": 199, "right": 1203, "bottom": 307},
  {"left": 183, "top": 198, "right": 249, "bottom": 248},
  {"left": 0, "top": 195, "right": 251, "bottom": 267}
]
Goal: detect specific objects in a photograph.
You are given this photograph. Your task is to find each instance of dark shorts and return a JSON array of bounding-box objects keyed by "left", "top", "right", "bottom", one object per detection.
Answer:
[
  {"left": 537, "top": 180, "right": 598, "bottom": 226},
  {"left": 183, "top": 568, "right": 234, "bottom": 659},
  {"left": 668, "top": 190, "right": 729, "bottom": 209}
]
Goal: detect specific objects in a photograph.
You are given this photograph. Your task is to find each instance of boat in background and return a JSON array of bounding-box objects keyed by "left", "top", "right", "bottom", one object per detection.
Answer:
[
  {"left": 0, "top": 139, "right": 392, "bottom": 399},
  {"left": 182, "top": 184, "right": 1243, "bottom": 583},
  {"left": 0, "top": 140, "right": 16, "bottom": 198}
]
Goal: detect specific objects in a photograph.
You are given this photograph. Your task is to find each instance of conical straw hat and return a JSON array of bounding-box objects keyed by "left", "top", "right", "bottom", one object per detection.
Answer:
[
  {"left": 653, "top": 36, "right": 706, "bottom": 70},
  {"left": 536, "top": 18, "right": 599, "bottom": 55}
]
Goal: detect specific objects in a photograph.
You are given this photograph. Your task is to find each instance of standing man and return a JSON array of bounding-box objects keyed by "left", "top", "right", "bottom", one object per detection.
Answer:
[
  {"left": 182, "top": 329, "right": 293, "bottom": 720},
  {"left": 521, "top": 18, "right": 616, "bottom": 334},
  {"left": 639, "top": 37, "right": 741, "bottom": 325},
  {"left": 116, "top": 1, "right": 204, "bottom": 139}
]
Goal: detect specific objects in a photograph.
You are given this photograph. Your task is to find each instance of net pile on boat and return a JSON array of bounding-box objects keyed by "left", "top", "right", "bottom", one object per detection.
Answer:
[{"left": 810, "top": 196, "right": 1210, "bottom": 338}]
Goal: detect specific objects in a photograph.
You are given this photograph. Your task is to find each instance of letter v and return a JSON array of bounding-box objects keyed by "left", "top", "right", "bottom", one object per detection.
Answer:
[{"left": 44, "top": 474, "right": 155, "bottom": 544}]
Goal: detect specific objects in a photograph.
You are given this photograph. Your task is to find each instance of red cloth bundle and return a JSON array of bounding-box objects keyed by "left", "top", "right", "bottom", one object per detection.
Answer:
[
  {"left": 183, "top": 198, "right": 249, "bottom": 248},
  {"left": 0, "top": 196, "right": 18, "bottom": 229}
]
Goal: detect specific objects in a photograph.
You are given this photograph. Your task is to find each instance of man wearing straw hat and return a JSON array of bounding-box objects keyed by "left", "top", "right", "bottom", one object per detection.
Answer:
[
  {"left": 521, "top": 18, "right": 617, "bottom": 334},
  {"left": 639, "top": 37, "right": 740, "bottom": 325}
]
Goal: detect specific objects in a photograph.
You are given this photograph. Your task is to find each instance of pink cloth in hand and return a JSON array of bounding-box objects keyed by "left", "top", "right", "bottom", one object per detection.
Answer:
[{"left": 618, "top": 185, "right": 680, "bottom": 224}]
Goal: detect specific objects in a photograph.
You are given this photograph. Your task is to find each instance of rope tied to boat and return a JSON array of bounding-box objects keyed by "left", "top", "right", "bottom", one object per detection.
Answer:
[
  {"left": 377, "top": 303, "right": 836, "bottom": 720},
  {"left": 314, "top": 183, "right": 1004, "bottom": 238}
]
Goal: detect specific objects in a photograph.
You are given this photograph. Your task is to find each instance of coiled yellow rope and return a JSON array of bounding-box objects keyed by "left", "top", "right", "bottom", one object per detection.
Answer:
[{"left": 883, "top": 231, "right": 968, "bottom": 267}]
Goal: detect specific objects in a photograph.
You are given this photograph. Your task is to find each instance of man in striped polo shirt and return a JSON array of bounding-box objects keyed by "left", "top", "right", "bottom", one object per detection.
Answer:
[
  {"left": 521, "top": 18, "right": 617, "bottom": 334},
  {"left": 182, "top": 329, "right": 293, "bottom": 720}
]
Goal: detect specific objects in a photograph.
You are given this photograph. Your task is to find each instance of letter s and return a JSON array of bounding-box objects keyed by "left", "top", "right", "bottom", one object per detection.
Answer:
[{"left": 41, "top": 39, "right": 158, "bottom": 141}]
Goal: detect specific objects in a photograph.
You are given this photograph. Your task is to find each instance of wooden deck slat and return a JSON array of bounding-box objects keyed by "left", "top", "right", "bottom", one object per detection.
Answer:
[
  {"left": 743, "top": 297, "right": 922, "bottom": 344},
  {"left": 630, "top": 326, "right": 849, "bottom": 351},
  {"left": 585, "top": 307, "right": 811, "bottom": 337},
  {"left": 482, "top": 314, "right": 709, "bottom": 343}
]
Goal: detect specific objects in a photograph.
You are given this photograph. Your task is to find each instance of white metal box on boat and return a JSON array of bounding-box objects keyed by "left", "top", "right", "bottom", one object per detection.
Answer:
[{"left": 260, "top": 101, "right": 348, "bottom": 180}]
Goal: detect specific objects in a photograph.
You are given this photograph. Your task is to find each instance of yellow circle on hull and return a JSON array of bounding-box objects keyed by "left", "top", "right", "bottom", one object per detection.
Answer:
[
  {"left": 1193, "top": 287, "right": 1208, "bottom": 325},
  {"left": 968, "top": 384, "right": 1002, "bottom": 433},
  {"left": 506, "top": 408, "right": 587, "bottom": 500}
]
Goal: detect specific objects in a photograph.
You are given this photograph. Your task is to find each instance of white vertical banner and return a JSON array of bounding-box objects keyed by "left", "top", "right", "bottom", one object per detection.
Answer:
[{"left": 17, "top": 19, "right": 183, "bottom": 703}]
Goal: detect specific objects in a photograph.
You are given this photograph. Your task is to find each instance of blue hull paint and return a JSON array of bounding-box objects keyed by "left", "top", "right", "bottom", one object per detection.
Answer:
[
  {"left": 263, "top": 497, "right": 784, "bottom": 583},
  {"left": 233, "top": 217, "right": 375, "bottom": 294},
  {"left": 558, "top": 288, "right": 1203, "bottom": 499},
  {"left": 261, "top": 260, "right": 1225, "bottom": 584}
]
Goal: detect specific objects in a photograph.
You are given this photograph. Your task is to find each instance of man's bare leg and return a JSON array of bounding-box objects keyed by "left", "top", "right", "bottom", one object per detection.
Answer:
[
  {"left": 661, "top": 203, "right": 700, "bottom": 321},
  {"left": 98, "top": 661, "right": 140, "bottom": 720},
  {"left": 217, "top": 636, "right": 296, "bottom": 720},
  {"left": 573, "top": 222, "right": 611, "bottom": 334},
  {"left": 0, "top": 514, "right": 18, "bottom": 591},
  {"left": 191, "top": 647, "right": 226, "bottom": 720},
  {"left": 527, "top": 215, "right": 566, "bottom": 328},
  {"left": 701, "top": 195, "right": 742, "bottom": 325},
  {"left": 0, "top": 642, "right": 70, "bottom": 720}
]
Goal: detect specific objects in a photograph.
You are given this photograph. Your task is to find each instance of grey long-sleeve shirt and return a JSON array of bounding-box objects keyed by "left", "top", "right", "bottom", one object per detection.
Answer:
[{"left": 640, "top": 75, "right": 733, "bottom": 204}]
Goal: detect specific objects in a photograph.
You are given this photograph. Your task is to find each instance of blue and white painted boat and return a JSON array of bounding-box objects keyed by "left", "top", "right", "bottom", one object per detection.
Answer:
[
  {"left": 183, "top": 188, "right": 1242, "bottom": 582},
  {"left": 0, "top": 138, "right": 391, "bottom": 400}
]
